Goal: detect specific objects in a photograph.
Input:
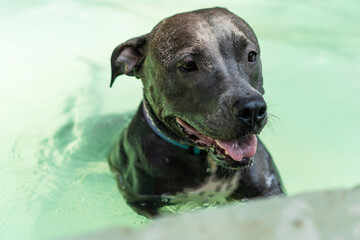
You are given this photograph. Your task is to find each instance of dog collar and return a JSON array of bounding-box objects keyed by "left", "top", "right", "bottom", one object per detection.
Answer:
[{"left": 142, "top": 101, "right": 202, "bottom": 155}]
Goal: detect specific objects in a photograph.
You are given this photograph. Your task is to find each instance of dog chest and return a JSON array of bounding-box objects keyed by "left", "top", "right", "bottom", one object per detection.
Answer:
[{"left": 158, "top": 167, "right": 241, "bottom": 214}]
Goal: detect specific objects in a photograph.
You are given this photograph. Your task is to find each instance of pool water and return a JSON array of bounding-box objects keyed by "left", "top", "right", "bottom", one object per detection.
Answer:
[{"left": 1, "top": 0, "right": 359, "bottom": 239}]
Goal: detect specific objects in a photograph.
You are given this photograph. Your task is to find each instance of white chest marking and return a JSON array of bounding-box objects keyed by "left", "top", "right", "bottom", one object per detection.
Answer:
[{"left": 159, "top": 157, "right": 242, "bottom": 214}]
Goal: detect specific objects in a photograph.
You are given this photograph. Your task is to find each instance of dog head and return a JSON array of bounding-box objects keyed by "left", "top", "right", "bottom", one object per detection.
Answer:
[{"left": 111, "top": 8, "right": 267, "bottom": 169}]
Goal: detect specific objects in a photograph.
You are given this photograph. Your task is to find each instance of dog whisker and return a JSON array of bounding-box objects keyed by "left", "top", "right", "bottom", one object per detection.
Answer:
[
  {"left": 108, "top": 7, "right": 285, "bottom": 217},
  {"left": 267, "top": 113, "right": 284, "bottom": 127}
]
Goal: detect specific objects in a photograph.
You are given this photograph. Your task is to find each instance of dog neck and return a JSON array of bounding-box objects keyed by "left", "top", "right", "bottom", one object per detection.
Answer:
[{"left": 142, "top": 100, "right": 202, "bottom": 155}]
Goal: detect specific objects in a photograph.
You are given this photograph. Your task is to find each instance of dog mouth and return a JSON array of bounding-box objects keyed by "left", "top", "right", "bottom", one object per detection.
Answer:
[{"left": 176, "top": 118, "right": 257, "bottom": 169}]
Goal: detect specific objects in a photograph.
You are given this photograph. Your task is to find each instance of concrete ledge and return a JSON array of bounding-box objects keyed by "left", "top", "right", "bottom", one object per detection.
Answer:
[{"left": 64, "top": 186, "right": 360, "bottom": 240}]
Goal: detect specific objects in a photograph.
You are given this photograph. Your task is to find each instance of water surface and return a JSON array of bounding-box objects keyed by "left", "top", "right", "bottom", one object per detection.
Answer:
[{"left": 1, "top": 0, "right": 359, "bottom": 239}]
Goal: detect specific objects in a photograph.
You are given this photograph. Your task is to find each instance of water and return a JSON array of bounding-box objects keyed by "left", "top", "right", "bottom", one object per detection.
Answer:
[{"left": 1, "top": 0, "right": 359, "bottom": 239}]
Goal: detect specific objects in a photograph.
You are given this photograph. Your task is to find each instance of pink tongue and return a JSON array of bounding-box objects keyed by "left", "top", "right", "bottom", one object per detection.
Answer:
[{"left": 215, "top": 135, "right": 258, "bottom": 162}]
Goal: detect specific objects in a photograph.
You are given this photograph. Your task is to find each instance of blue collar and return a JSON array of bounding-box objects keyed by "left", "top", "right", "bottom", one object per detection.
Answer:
[{"left": 142, "top": 101, "right": 202, "bottom": 155}]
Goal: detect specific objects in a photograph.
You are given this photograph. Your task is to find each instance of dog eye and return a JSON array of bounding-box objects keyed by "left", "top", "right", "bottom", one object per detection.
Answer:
[
  {"left": 248, "top": 51, "right": 257, "bottom": 62},
  {"left": 180, "top": 61, "right": 198, "bottom": 72}
]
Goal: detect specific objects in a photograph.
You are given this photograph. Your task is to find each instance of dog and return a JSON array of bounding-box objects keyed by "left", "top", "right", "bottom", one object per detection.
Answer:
[{"left": 108, "top": 7, "right": 284, "bottom": 217}]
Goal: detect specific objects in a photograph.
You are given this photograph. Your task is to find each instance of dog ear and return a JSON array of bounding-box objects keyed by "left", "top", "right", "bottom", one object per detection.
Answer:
[{"left": 110, "top": 34, "right": 149, "bottom": 87}]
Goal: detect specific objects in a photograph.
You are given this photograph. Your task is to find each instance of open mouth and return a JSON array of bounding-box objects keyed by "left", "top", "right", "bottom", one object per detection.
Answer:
[{"left": 176, "top": 118, "right": 257, "bottom": 169}]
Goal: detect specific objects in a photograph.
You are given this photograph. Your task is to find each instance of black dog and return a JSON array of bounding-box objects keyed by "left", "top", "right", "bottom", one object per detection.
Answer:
[{"left": 108, "top": 7, "right": 284, "bottom": 217}]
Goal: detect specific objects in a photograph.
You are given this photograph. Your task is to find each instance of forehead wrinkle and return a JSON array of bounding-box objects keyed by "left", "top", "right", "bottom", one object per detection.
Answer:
[
  {"left": 152, "top": 17, "right": 220, "bottom": 67},
  {"left": 193, "top": 19, "right": 226, "bottom": 67},
  {"left": 197, "top": 16, "right": 251, "bottom": 54},
  {"left": 150, "top": 19, "right": 206, "bottom": 67},
  {"left": 201, "top": 18, "right": 235, "bottom": 74},
  {"left": 231, "top": 33, "right": 249, "bottom": 58},
  {"left": 172, "top": 46, "right": 201, "bottom": 63},
  {"left": 208, "top": 15, "right": 258, "bottom": 49},
  {"left": 150, "top": 12, "right": 257, "bottom": 68}
]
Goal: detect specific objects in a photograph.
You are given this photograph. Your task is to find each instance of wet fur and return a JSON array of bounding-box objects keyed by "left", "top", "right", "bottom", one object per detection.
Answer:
[{"left": 108, "top": 7, "right": 284, "bottom": 217}]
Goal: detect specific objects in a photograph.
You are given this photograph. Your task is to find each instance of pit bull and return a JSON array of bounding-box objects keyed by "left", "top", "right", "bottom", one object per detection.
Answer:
[{"left": 108, "top": 7, "right": 284, "bottom": 217}]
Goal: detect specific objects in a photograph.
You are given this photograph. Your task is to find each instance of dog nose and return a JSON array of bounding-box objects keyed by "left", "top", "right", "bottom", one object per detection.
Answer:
[{"left": 232, "top": 98, "right": 267, "bottom": 128}]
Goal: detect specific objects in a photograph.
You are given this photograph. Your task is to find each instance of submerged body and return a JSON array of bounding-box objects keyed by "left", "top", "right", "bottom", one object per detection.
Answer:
[
  {"left": 109, "top": 8, "right": 284, "bottom": 217},
  {"left": 109, "top": 102, "right": 283, "bottom": 216}
]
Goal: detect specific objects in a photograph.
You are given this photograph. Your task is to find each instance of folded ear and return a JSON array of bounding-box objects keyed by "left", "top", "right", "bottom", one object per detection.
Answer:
[{"left": 110, "top": 34, "right": 149, "bottom": 87}]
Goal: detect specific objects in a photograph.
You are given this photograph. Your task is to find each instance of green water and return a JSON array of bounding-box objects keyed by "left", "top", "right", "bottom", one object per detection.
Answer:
[{"left": 1, "top": 0, "right": 359, "bottom": 239}]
